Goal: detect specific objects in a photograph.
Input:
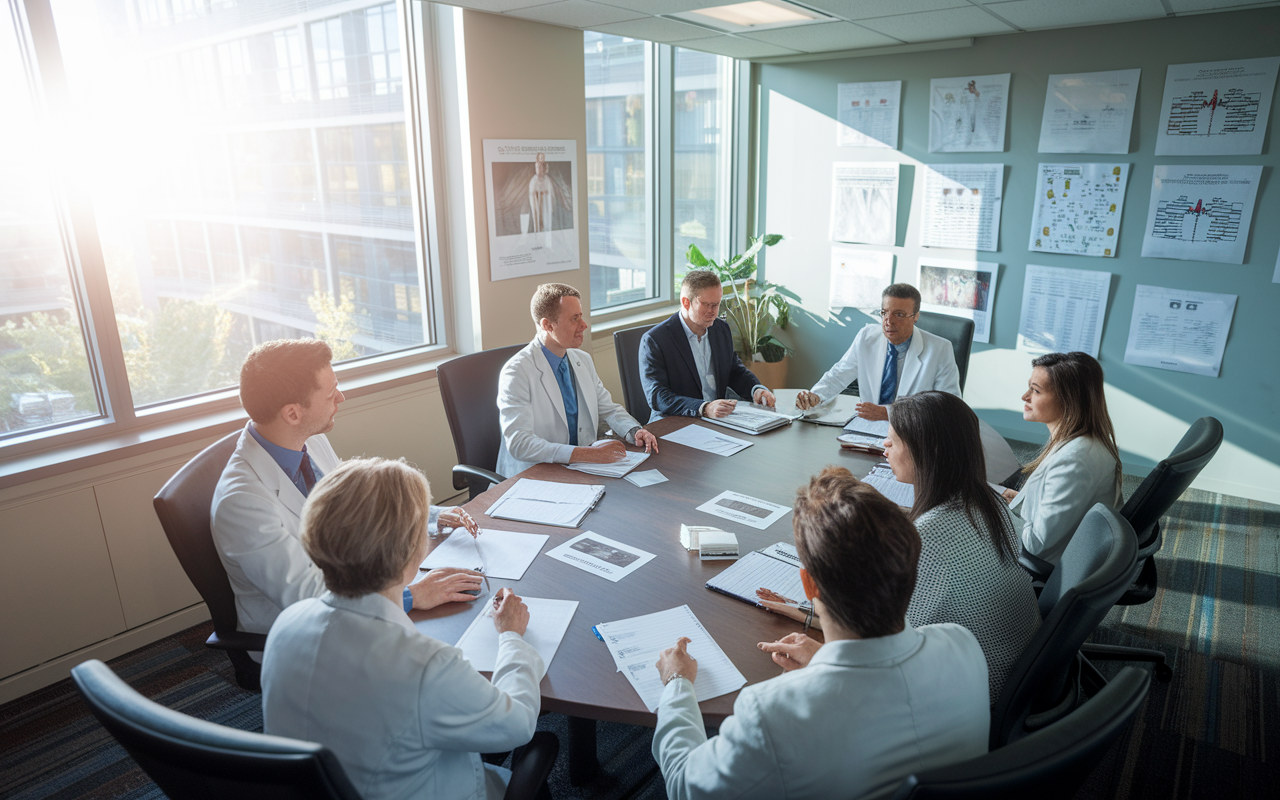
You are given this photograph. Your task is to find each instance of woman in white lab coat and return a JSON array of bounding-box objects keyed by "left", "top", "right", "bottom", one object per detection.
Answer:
[{"left": 261, "top": 458, "right": 545, "bottom": 800}]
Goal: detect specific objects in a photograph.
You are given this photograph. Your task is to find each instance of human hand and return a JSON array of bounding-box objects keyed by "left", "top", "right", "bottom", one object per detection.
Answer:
[
  {"left": 573, "top": 439, "right": 627, "bottom": 464},
  {"left": 635, "top": 428, "right": 659, "bottom": 454},
  {"left": 438, "top": 507, "right": 479, "bottom": 537},
  {"left": 855, "top": 402, "right": 889, "bottom": 421},
  {"left": 656, "top": 636, "right": 699, "bottom": 685},
  {"left": 702, "top": 399, "right": 737, "bottom": 418},
  {"left": 1001, "top": 488, "right": 1018, "bottom": 504},
  {"left": 757, "top": 633, "right": 821, "bottom": 671},
  {"left": 795, "top": 391, "right": 822, "bottom": 410},
  {"left": 491, "top": 588, "right": 530, "bottom": 636},
  {"left": 755, "top": 588, "right": 808, "bottom": 623},
  {"left": 753, "top": 388, "right": 776, "bottom": 408},
  {"left": 408, "top": 567, "right": 484, "bottom": 610}
]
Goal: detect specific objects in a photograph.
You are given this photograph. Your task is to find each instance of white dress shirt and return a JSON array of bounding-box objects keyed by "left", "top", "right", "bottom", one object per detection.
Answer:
[
  {"left": 1010, "top": 436, "right": 1123, "bottom": 565},
  {"left": 678, "top": 314, "right": 718, "bottom": 404}
]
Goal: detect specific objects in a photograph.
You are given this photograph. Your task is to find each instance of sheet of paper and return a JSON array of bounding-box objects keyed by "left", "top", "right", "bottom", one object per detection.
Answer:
[
  {"left": 1155, "top": 57, "right": 1280, "bottom": 156},
  {"left": 837, "top": 80, "right": 901, "bottom": 148},
  {"left": 485, "top": 478, "right": 604, "bottom": 529},
  {"left": 566, "top": 449, "right": 649, "bottom": 478},
  {"left": 660, "top": 424, "right": 753, "bottom": 457},
  {"left": 420, "top": 528, "right": 549, "bottom": 581},
  {"left": 1140, "top": 165, "right": 1262, "bottom": 264},
  {"left": 844, "top": 416, "right": 889, "bottom": 437},
  {"left": 595, "top": 605, "right": 747, "bottom": 712},
  {"left": 1028, "top": 163, "right": 1130, "bottom": 258},
  {"left": 863, "top": 465, "right": 915, "bottom": 507},
  {"left": 929, "top": 73, "right": 1010, "bottom": 153},
  {"left": 706, "top": 550, "right": 805, "bottom": 607},
  {"left": 544, "top": 531, "right": 655, "bottom": 583},
  {"left": 831, "top": 162, "right": 898, "bottom": 246},
  {"left": 696, "top": 490, "right": 790, "bottom": 531},
  {"left": 773, "top": 389, "right": 858, "bottom": 426},
  {"left": 454, "top": 597, "right": 578, "bottom": 675},
  {"left": 829, "top": 247, "right": 894, "bottom": 311},
  {"left": 916, "top": 257, "right": 1000, "bottom": 344},
  {"left": 919, "top": 164, "right": 1004, "bottom": 252},
  {"left": 1123, "top": 284, "right": 1237, "bottom": 378},
  {"left": 1038, "top": 69, "right": 1140, "bottom": 154},
  {"left": 624, "top": 469, "right": 668, "bottom": 487},
  {"left": 1017, "top": 264, "right": 1111, "bottom": 357}
]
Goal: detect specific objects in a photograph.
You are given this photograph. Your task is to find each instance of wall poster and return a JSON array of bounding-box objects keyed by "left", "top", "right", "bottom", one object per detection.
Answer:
[{"left": 483, "top": 139, "right": 579, "bottom": 281}]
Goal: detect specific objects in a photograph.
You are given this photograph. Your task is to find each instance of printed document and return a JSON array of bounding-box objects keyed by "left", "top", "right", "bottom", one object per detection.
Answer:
[
  {"left": 862, "top": 465, "right": 915, "bottom": 507},
  {"left": 566, "top": 447, "right": 649, "bottom": 478},
  {"left": 420, "top": 528, "right": 548, "bottom": 581},
  {"left": 661, "top": 424, "right": 753, "bottom": 456},
  {"left": 703, "top": 406, "right": 791, "bottom": 435},
  {"left": 919, "top": 164, "right": 1004, "bottom": 252},
  {"left": 486, "top": 478, "right": 604, "bottom": 528},
  {"left": 831, "top": 162, "right": 898, "bottom": 246},
  {"left": 1017, "top": 264, "right": 1111, "bottom": 357},
  {"left": 1029, "top": 163, "right": 1130, "bottom": 258},
  {"left": 844, "top": 416, "right": 890, "bottom": 437},
  {"left": 454, "top": 597, "right": 578, "bottom": 675},
  {"left": 544, "top": 531, "right": 655, "bottom": 583},
  {"left": 1123, "top": 284, "right": 1237, "bottom": 377},
  {"left": 916, "top": 257, "right": 1000, "bottom": 343},
  {"left": 829, "top": 247, "right": 895, "bottom": 311},
  {"left": 774, "top": 389, "right": 857, "bottom": 426},
  {"left": 929, "top": 73, "right": 1010, "bottom": 153},
  {"left": 624, "top": 469, "right": 668, "bottom": 488},
  {"left": 706, "top": 550, "right": 806, "bottom": 609},
  {"left": 837, "top": 80, "right": 901, "bottom": 148},
  {"left": 697, "top": 490, "right": 790, "bottom": 531},
  {"left": 595, "top": 605, "right": 747, "bottom": 712},
  {"left": 1155, "top": 57, "right": 1280, "bottom": 156},
  {"left": 1038, "top": 69, "right": 1140, "bottom": 154},
  {"left": 1140, "top": 165, "right": 1262, "bottom": 264}
]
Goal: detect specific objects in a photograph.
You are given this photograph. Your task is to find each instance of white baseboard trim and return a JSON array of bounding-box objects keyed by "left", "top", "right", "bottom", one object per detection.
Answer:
[{"left": 0, "top": 603, "right": 212, "bottom": 706}]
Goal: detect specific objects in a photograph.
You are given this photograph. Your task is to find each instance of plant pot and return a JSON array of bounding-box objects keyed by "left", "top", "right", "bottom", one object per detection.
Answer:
[{"left": 749, "top": 355, "right": 789, "bottom": 390}]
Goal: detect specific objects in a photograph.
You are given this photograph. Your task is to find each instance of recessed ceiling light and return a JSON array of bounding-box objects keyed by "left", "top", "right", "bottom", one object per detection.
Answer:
[{"left": 667, "top": 0, "right": 831, "bottom": 34}]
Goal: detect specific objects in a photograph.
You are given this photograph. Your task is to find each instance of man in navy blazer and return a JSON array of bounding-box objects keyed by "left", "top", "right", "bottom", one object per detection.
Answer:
[{"left": 640, "top": 270, "right": 776, "bottom": 420}]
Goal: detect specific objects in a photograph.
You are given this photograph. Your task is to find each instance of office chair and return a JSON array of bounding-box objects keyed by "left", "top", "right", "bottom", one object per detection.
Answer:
[
  {"left": 915, "top": 311, "right": 976, "bottom": 393},
  {"left": 71, "top": 659, "right": 559, "bottom": 800},
  {"left": 154, "top": 430, "right": 267, "bottom": 691},
  {"left": 612, "top": 324, "right": 656, "bottom": 425},
  {"left": 890, "top": 666, "right": 1150, "bottom": 799},
  {"left": 990, "top": 504, "right": 1149, "bottom": 749},
  {"left": 437, "top": 343, "right": 524, "bottom": 500}
]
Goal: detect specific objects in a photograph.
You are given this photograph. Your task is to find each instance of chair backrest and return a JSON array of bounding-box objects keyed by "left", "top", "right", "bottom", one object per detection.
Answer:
[
  {"left": 613, "top": 324, "right": 655, "bottom": 425},
  {"left": 437, "top": 343, "right": 525, "bottom": 492},
  {"left": 153, "top": 431, "right": 242, "bottom": 638},
  {"left": 71, "top": 660, "right": 363, "bottom": 800},
  {"left": 991, "top": 504, "right": 1139, "bottom": 748},
  {"left": 915, "top": 311, "right": 976, "bottom": 392},
  {"left": 1120, "top": 417, "right": 1223, "bottom": 546},
  {"left": 891, "top": 666, "right": 1151, "bottom": 800}
]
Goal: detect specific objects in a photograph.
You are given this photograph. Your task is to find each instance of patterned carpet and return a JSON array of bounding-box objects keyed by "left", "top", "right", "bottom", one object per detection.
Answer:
[{"left": 1, "top": 477, "right": 1276, "bottom": 799}]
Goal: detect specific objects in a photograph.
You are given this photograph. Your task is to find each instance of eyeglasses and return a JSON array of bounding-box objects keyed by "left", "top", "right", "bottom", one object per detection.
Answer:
[{"left": 876, "top": 309, "right": 918, "bottom": 320}]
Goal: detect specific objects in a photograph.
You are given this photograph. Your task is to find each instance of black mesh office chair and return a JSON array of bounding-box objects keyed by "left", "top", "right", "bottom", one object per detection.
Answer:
[
  {"left": 841, "top": 311, "right": 976, "bottom": 396},
  {"left": 612, "top": 324, "right": 655, "bottom": 425},
  {"left": 890, "top": 666, "right": 1150, "bottom": 799},
  {"left": 437, "top": 343, "right": 524, "bottom": 500},
  {"left": 71, "top": 659, "right": 559, "bottom": 800}
]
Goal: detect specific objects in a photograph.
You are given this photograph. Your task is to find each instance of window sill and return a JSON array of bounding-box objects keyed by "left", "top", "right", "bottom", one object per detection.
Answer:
[{"left": 589, "top": 303, "right": 680, "bottom": 339}]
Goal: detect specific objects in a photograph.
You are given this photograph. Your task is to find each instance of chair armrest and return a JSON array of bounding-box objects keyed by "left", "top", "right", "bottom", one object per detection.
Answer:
[
  {"left": 207, "top": 630, "right": 269, "bottom": 652},
  {"left": 504, "top": 731, "right": 559, "bottom": 800},
  {"left": 453, "top": 464, "right": 505, "bottom": 490}
]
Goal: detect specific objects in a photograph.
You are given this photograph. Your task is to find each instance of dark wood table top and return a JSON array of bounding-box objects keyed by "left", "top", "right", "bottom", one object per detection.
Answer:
[{"left": 411, "top": 416, "right": 880, "bottom": 727}]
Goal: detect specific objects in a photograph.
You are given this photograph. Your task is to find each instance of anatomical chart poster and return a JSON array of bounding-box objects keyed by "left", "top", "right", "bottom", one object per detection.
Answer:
[
  {"left": 1028, "top": 163, "right": 1130, "bottom": 258},
  {"left": 1155, "top": 57, "right": 1279, "bottom": 156},
  {"left": 483, "top": 139, "right": 579, "bottom": 281},
  {"left": 929, "top": 73, "right": 1010, "bottom": 153},
  {"left": 1140, "top": 165, "right": 1262, "bottom": 264}
]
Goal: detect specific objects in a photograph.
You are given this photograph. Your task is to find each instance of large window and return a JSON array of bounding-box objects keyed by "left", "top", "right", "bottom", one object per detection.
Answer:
[
  {"left": 673, "top": 47, "right": 735, "bottom": 277},
  {"left": 1, "top": 0, "right": 438, "bottom": 445}
]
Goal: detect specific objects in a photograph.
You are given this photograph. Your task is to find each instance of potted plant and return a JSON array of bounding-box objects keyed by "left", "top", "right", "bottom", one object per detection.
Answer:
[{"left": 686, "top": 233, "right": 798, "bottom": 389}]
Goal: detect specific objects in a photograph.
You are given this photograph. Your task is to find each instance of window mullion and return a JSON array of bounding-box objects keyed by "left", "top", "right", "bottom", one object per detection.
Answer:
[{"left": 655, "top": 43, "right": 673, "bottom": 303}]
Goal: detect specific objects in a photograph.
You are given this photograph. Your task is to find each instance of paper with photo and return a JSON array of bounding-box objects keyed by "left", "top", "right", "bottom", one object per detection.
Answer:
[
  {"left": 696, "top": 490, "right": 790, "bottom": 531},
  {"left": 1155, "top": 57, "right": 1279, "bottom": 156},
  {"left": 929, "top": 73, "right": 1010, "bottom": 153},
  {"left": 624, "top": 469, "right": 668, "bottom": 487},
  {"left": 831, "top": 162, "right": 898, "bottom": 246},
  {"left": 420, "top": 528, "right": 549, "bottom": 581},
  {"left": 916, "top": 257, "right": 999, "bottom": 344},
  {"left": 829, "top": 247, "right": 894, "bottom": 311},
  {"left": 919, "top": 164, "right": 1004, "bottom": 252},
  {"left": 454, "top": 597, "right": 577, "bottom": 675},
  {"left": 1038, "top": 69, "right": 1140, "bottom": 154},
  {"left": 1123, "top": 284, "right": 1236, "bottom": 378},
  {"left": 544, "top": 531, "right": 655, "bottom": 583},
  {"left": 1029, "top": 163, "right": 1129, "bottom": 258},
  {"left": 837, "top": 80, "right": 901, "bottom": 148},
  {"left": 661, "top": 424, "right": 753, "bottom": 457},
  {"left": 1140, "top": 165, "right": 1262, "bottom": 264},
  {"left": 1017, "top": 264, "right": 1111, "bottom": 357},
  {"left": 483, "top": 139, "right": 579, "bottom": 281}
]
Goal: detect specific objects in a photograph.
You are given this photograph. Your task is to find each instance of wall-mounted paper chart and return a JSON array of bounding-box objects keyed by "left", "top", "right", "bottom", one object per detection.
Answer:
[
  {"left": 1028, "top": 163, "right": 1129, "bottom": 258},
  {"left": 1017, "top": 264, "right": 1111, "bottom": 357},
  {"left": 916, "top": 257, "right": 1000, "bottom": 344},
  {"left": 837, "top": 80, "right": 901, "bottom": 148},
  {"left": 831, "top": 162, "right": 898, "bottom": 246},
  {"left": 1038, "top": 69, "right": 1140, "bottom": 154},
  {"left": 829, "top": 247, "right": 894, "bottom": 311},
  {"left": 1123, "top": 285, "right": 1237, "bottom": 378},
  {"left": 1155, "top": 57, "right": 1279, "bottom": 156},
  {"left": 929, "top": 73, "right": 1010, "bottom": 153},
  {"left": 919, "top": 164, "right": 1004, "bottom": 252},
  {"left": 1140, "top": 165, "right": 1262, "bottom": 264}
]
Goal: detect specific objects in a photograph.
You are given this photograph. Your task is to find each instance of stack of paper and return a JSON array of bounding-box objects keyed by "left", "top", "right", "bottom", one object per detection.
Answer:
[
  {"left": 774, "top": 389, "right": 859, "bottom": 426},
  {"left": 838, "top": 432, "right": 886, "bottom": 454},
  {"left": 566, "top": 449, "right": 649, "bottom": 478},
  {"left": 594, "top": 605, "right": 747, "bottom": 712},
  {"left": 862, "top": 464, "right": 915, "bottom": 507},
  {"left": 420, "top": 528, "right": 548, "bottom": 580},
  {"left": 454, "top": 597, "right": 578, "bottom": 676},
  {"left": 661, "top": 425, "right": 753, "bottom": 457},
  {"left": 704, "top": 406, "right": 792, "bottom": 435},
  {"left": 486, "top": 478, "right": 605, "bottom": 528},
  {"left": 844, "top": 417, "right": 890, "bottom": 437}
]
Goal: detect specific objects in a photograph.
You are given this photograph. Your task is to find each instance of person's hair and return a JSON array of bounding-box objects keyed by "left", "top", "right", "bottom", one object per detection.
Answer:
[
  {"left": 301, "top": 458, "right": 432, "bottom": 598},
  {"left": 889, "top": 392, "right": 1016, "bottom": 562},
  {"left": 1022, "top": 352, "right": 1121, "bottom": 484},
  {"left": 792, "top": 467, "right": 921, "bottom": 638},
  {"left": 239, "top": 339, "right": 333, "bottom": 424},
  {"left": 680, "top": 269, "right": 722, "bottom": 301},
  {"left": 882, "top": 283, "right": 922, "bottom": 315},
  {"left": 530, "top": 283, "right": 581, "bottom": 327}
]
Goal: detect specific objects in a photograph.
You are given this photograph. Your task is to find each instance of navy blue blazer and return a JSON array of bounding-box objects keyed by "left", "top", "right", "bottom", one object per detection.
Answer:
[{"left": 639, "top": 312, "right": 762, "bottom": 418}]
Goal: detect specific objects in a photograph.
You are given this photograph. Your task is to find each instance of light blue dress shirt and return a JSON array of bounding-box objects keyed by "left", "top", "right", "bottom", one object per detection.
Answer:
[{"left": 539, "top": 343, "right": 579, "bottom": 446}]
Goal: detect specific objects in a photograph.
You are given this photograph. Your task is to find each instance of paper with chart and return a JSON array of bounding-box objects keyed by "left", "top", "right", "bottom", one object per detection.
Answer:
[
  {"left": 660, "top": 424, "right": 752, "bottom": 457},
  {"left": 1123, "top": 285, "right": 1237, "bottom": 378},
  {"left": 544, "top": 531, "right": 655, "bottom": 582},
  {"left": 929, "top": 73, "right": 1010, "bottom": 153},
  {"left": 1029, "top": 163, "right": 1129, "bottom": 258},
  {"left": 696, "top": 490, "right": 790, "bottom": 531},
  {"left": 595, "top": 605, "right": 746, "bottom": 712},
  {"left": 1156, "top": 57, "right": 1279, "bottom": 155},
  {"left": 917, "top": 257, "right": 1000, "bottom": 344},
  {"left": 1038, "top": 69, "right": 1140, "bottom": 154},
  {"left": 420, "top": 528, "right": 548, "bottom": 580},
  {"left": 831, "top": 163, "right": 898, "bottom": 246},
  {"left": 862, "top": 465, "right": 915, "bottom": 507},
  {"left": 829, "top": 247, "right": 894, "bottom": 311},
  {"left": 1140, "top": 165, "right": 1261, "bottom": 264},
  {"left": 454, "top": 597, "right": 577, "bottom": 675},
  {"left": 485, "top": 478, "right": 604, "bottom": 528},
  {"left": 837, "top": 80, "right": 901, "bottom": 148},
  {"left": 919, "top": 164, "right": 1004, "bottom": 252},
  {"left": 1017, "top": 264, "right": 1111, "bottom": 357}
]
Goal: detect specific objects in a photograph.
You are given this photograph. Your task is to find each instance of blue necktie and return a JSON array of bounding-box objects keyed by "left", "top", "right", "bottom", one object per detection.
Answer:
[
  {"left": 298, "top": 450, "right": 317, "bottom": 497},
  {"left": 879, "top": 343, "right": 898, "bottom": 405},
  {"left": 557, "top": 358, "right": 579, "bottom": 446}
]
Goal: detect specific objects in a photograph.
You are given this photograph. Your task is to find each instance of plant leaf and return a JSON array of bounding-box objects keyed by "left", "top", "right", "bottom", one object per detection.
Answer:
[
  {"left": 762, "top": 234, "right": 783, "bottom": 247},
  {"left": 686, "top": 243, "right": 709, "bottom": 267}
]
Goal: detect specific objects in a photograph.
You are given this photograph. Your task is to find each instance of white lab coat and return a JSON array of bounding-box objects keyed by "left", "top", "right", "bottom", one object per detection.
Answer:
[
  {"left": 653, "top": 624, "right": 990, "bottom": 800},
  {"left": 809, "top": 323, "right": 962, "bottom": 405},
  {"left": 1010, "top": 436, "right": 1123, "bottom": 566},
  {"left": 262, "top": 592, "right": 543, "bottom": 800},
  {"left": 496, "top": 338, "right": 642, "bottom": 477}
]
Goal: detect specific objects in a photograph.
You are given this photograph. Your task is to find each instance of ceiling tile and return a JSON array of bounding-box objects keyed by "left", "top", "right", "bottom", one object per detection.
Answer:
[
  {"left": 1166, "top": 0, "right": 1280, "bottom": 10},
  {"left": 800, "top": 0, "right": 972, "bottom": 21},
  {"left": 677, "top": 35, "right": 804, "bottom": 59},
  {"left": 858, "top": 6, "right": 1018, "bottom": 40},
  {"left": 591, "top": 16, "right": 721, "bottom": 42},
  {"left": 444, "top": 0, "right": 561, "bottom": 12},
  {"left": 595, "top": 0, "right": 742, "bottom": 13},
  {"left": 503, "top": 0, "right": 647, "bottom": 28},
  {"left": 740, "top": 20, "right": 902, "bottom": 50},
  {"left": 983, "top": 0, "right": 1167, "bottom": 29}
]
